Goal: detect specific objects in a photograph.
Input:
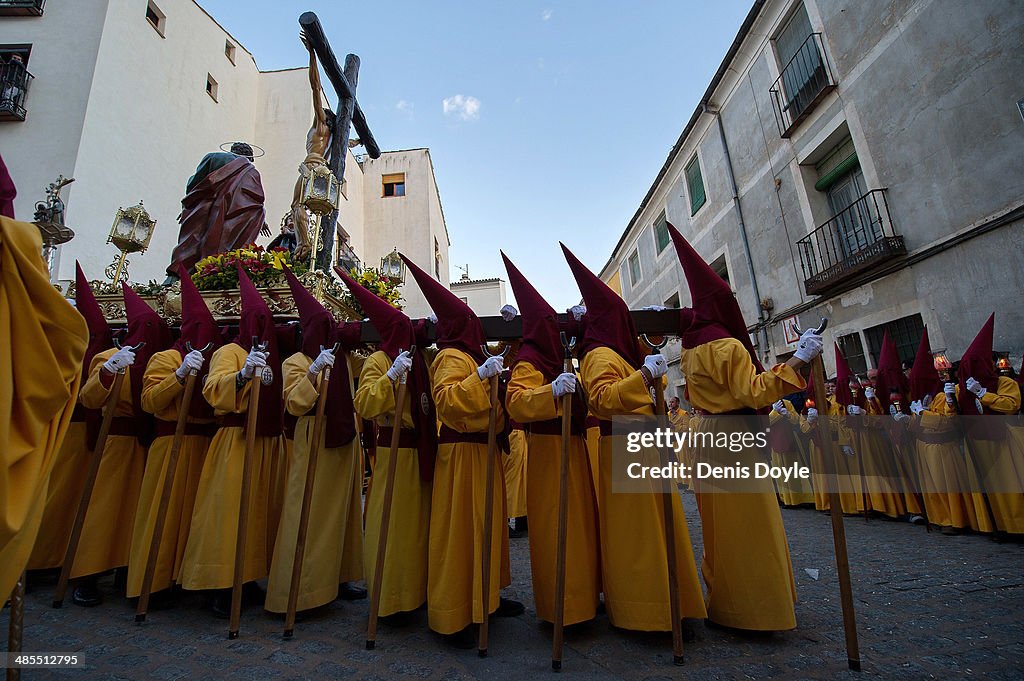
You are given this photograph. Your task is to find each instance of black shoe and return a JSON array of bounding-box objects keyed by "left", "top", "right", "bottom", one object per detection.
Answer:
[
  {"left": 509, "top": 516, "right": 528, "bottom": 539},
  {"left": 442, "top": 625, "right": 476, "bottom": 649},
  {"left": 210, "top": 589, "right": 231, "bottom": 619},
  {"left": 241, "top": 581, "right": 265, "bottom": 606},
  {"left": 494, "top": 597, "right": 524, "bottom": 617},
  {"left": 72, "top": 579, "right": 103, "bottom": 608},
  {"left": 337, "top": 582, "right": 367, "bottom": 601}
]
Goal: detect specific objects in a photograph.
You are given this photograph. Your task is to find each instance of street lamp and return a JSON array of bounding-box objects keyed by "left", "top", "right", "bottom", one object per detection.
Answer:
[
  {"left": 106, "top": 200, "right": 156, "bottom": 284},
  {"left": 380, "top": 248, "right": 405, "bottom": 284}
]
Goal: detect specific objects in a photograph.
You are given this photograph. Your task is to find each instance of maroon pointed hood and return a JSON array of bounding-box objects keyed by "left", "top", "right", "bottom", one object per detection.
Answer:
[
  {"left": 908, "top": 327, "right": 941, "bottom": 403},
  {"left": 335, "top": 267, "right": 415, "bottom": 360},
  {"left": 283, "top": 266, "right": 335, "bottom": 357},
  {"left": 501, "top": 251, "right": 563, "bottom": 381},
  {"left": 668, "top": 223, "right": 760, "bottom": 370},
  {"left": 75, "top": 262, "right": 112, "bottom": 384},
  {"left": 236, "top": 266, "right": 283, "bottom": 436},
  {"left": 875, "top": 330, "right": 909, "bottom": 411},
  {"left": 122, "top": 283, "right": 171, "bottom": 440},
  {"left": 958, "top": 313, "right": 997, "bottom": 416},
  {"left": 560, "top": 242, "right": 643, "bottom": 369},
  {"left": 833, "top": 342, "right": 862, "bottom": 408},
  {"left": 175, "top": 264, "right": 222, "bottom": 419},
  {"left": 400, "top": 252, "right": 486, "bottom": 362},
  {"left": 0, "top": 154, "right": 15, "bottom": 219}
]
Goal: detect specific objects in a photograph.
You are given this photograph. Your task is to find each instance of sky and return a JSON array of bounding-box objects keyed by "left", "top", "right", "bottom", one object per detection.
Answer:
[{"left": 196, "top": 0, "right": 753, "bottom": 309}]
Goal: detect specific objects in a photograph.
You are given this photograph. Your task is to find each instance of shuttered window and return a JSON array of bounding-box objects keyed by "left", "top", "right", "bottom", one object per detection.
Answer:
[
  {"left": 654, "top": 211, "right": 670, "bottom": 253},
  {"left": 685, "top": 156, "right": 706, "bottom": 215},
  {"left": 382, "top": 173, "right": 405, "bottom": 197}
]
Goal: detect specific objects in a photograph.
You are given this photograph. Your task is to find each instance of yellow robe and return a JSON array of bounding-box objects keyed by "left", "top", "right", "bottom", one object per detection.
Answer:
[
  {"left": 75, "top": 350, "right": 148, "bottom": 578},
  {"left": 957, "top": 378, "right": 1024, "bottom": 534},
  {"left": 506, "top": 361, "right": 599, "bottom": 625},
  {"left": 428, "top": 348, "right": 511, "bottom": 634},
  {"left": 585, "top": 416, "right": 602, "bottom": 508},
  {"left": 0, "top": 216, "right": 86, "bottom": 597},
  {"left": 680, "top": 337, "right": 800, "bottom": 631},
  {"left": 504, "top": 428, "right": 528, "bottom": 518},
  {"left": 265, "top": 352, "right": 364, "bottom": 612},
  {"left": 27, "top": 420, "right": 89, "bottom": 570},
  {"left": 769, "top": 399, "right": 815, "bottom": 506},
  {"left": 354, "top": 350, "right": 431, "bottom": 617},
  {"left": 848, "top": 399, "right": 906, "bottom": 518},
  {"left": 802, "top": 398, "right": 860, "bottom": 513},
  {"left": 580, "top": 346, "right": 706, "bottom": 631},
  {"left": 126, "top": 349, "right": 213, "bottom": 597},
  {"left": 179, "top": 344, "right": 282, "bottom": 590}
]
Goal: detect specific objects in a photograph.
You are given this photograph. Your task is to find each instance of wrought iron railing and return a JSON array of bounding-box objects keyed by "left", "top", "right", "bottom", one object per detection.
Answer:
[
  {"left": 335, "top": 240, "right": 361, "bottom": 274},
  {"left": 0, "top": 62, "right": 33, "bottom": 121},
  {"left": 0, "top": 0, "right": 45, "bottom": 16},
  {"left": 769, "top": 33, "right": 836, "bottom": 138},
  {"left": 796, "top": 189, "right": 906, "bottom": 295}
]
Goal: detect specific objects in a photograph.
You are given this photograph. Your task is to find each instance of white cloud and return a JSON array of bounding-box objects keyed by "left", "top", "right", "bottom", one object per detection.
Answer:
[
  {"left": 396, "top": 99, "right": 414, "bottom": 119},
  {"left": 442, "top": 94, "right": 481, "bottom": 121},
  {"left": 542, "top": 9, "right": 553, "bottom": 21}
]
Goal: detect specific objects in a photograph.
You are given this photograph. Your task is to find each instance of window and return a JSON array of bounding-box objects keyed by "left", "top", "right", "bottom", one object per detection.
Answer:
[
  {"left": 382, "top": 173, "right": 405, "bottom": 197},
  {"left": 434, "top": 237, "right": 441, "bottom": 279},
  {"left": 0, "top": 45, "right": 33, "bottom": 121},
  {"left": 709, "top": 254, "right": 730, "bottom": 288},
  {"left": 664, "top": 292, "right": 680, "bottom": 309},
  {"left": 653, "top": 211, "right": 670, "bottom": 253},
  {"left": 146, "top": 1, "right": 166, "bottom": 36},
  {"left": 685, "top": 156, "right": 706, "bottom": 215},
  {"left": 225, "top": 40, "right": 236, "bottom": 65},
  {"left": 628, "top": 250, "right": 641, "bottom": 286},
  {"left": 205, "top": 73, "right": 218, "bottom": 102},
  {"left": 838, "top": 333, "right": 868, "bottom": 376},
  {"left": 459, "top": 297, "right": 469, "bottom": 304},
  {"left": 864, "top": 314, "right": 925, "bottom": 368}
]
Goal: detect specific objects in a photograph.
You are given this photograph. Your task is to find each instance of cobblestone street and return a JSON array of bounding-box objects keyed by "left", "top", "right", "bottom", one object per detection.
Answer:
[{"left": 5, "top": 491, "right": 1023, "bottom": 680}]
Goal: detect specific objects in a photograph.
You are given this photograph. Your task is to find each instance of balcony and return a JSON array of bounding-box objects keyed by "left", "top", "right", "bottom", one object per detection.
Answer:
[
  {"left": 0, "top": 61, "right": 33, "bottom": 121},
  {"left": 0, "top": 0, "right": 45, "bottom": 16},
  {"left": 769, "top": 33, "right": 836, "bottom": 138},
  {"left": 796, "top": 189, "right": 906, "bottom": 296},
  {"left": 335, "top": 239, "right": 361, "bottom": 274}
]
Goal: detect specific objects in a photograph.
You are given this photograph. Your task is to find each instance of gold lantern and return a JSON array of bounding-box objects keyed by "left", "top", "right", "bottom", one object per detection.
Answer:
[
  {"left": 932, "top": 350, "right": 953, "bottom": 381},
  {"left": 106, "top": 201, "right": 157, "bottom": 284},
  {"left": 300, "top": 164, "right": 341, "bottom": 217},
  {"left": 380, "top": 248, "right": 406, "bottom": 284},
  {"left": 995, "top": 352, "right": 1011, "bottom": 375}
]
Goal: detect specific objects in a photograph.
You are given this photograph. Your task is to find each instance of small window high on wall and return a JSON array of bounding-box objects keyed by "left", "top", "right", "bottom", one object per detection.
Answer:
[
  {"left": 383, "top": 173, "right": 405, "bottom": 197},
  {"left": 146, "top": 1, "right": 166, "bottom": 37}
]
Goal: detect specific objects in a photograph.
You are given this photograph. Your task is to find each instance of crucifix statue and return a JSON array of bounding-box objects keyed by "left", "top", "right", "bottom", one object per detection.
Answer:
[{"left": 297, "top": 12, "right": 381, "bottom": 273}]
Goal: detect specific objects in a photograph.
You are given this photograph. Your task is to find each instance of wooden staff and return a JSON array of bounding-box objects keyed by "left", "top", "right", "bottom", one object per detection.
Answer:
[
  {"left": 641, "top": 334, "right": 684, "bottom": 666},
  {"left": 53, "top": 340, "right": 145, "bottom": 608},
  {"left": 229, "top": 338, "right": 271, "bottom": 640},
  {"left": 551, "top": 333, "right": 576, "bottom": 671},
  {"left": 7, "top": 572, "right": 25, "bottom": 681},
  {"left": 366, "top": 346, "right": 416, "bottom": 649},
  {"left": 283, "top": 344, "right": 341, "bottom": 638},
  {"left": 794, "top": 319, "right": 861, "bottom": 671},
  {"left": 136, "top": 342, "right": 212, "bottom": 623},
  {"left": 478, "top": 344, "right": 510, "bottom": 658}
]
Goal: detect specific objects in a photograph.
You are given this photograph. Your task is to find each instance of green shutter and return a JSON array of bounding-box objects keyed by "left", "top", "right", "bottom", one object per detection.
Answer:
[
  {"left": 686, "top": 158, "right": 706, "bottom": 215},
  {"left": 654, "top": 213, "right": 670, "bottom": 252},
  {"left": 814, "top": 152, "right": 859, "bottom": 191}
]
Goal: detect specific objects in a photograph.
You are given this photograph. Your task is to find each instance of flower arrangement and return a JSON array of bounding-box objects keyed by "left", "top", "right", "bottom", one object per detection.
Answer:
[
  {"left": 191, "top": 244, "right": 308, "bottom": 291},
  {"left": 340, "top": 267, "right": 404, "bottom": 314}
]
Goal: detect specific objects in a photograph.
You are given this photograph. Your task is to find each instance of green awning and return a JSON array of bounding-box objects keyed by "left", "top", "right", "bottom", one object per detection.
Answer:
[{"left": 814, "top": 152, "right": 859, "bottom": 191}]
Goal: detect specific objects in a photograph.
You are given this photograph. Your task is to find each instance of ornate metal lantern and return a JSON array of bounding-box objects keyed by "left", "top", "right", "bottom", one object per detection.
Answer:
[
  {"left": 380, "top": 248, "right": 406, "bottom": 284},
  {"left": 932, "top": 350, "right": 953, "bottom": 380},
  {"left": 995, "top": 352, "right": 1012, "bottom": 375},
  {"left": 106, "top": 201, "right": 156, "bottom": 284},
  {"left": 300, "top": 163, "right": 340, "bottom": 216}
]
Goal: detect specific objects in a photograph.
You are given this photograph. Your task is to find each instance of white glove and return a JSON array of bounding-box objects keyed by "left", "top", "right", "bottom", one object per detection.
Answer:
[
  {"left": 569, "top": 305, "right": 586, "bottom": 322},
  {"left": 477, "top": 355, "right": 504, "bottom": 380},
  {"left": 841, "top": 445, "right": 855, "bottom": 457},
  {"left": 551, "top": 372, "right": 576, "bottom": 398},
  {"left": 966, "top": 377, "right": 987, "bottom": 399},
  {"left": 241, "top": 349, "right": 268, "bottom": 379},
  {"left": 426, "top": 313, "right": 437, "bottom": 324},
  {"left": 500, "top": 304, "right": 518, "bottom": 322},
  {"left": 889, "top": 405, "right": 898, "bottom": 416},
  {"left": 103, "top": 347, "right": 136, "bottom": 373},
  {"left": 910, "top": 399, "right": 925, "bottom": 416},
  {"left": 309, "top": 348, "right": 336, "bottom": 374},
  {"left": 944, "top": 382, "right": 956, "bottom": 404},
  {"left": 864, "top": 386, "right": 875, "bottom": 400},
  {"left": 893, "top": 412, "right": 910, "bottom": 423},
  {"left": 806, "top": 407, "right": 818, "bottom": 424},
  {"left": 793, "top": 329, "right": 823, "bottom": 363},
  {"left": 772, "top": 400, "right": 788, "bottom": 416},
  {"left": 847, "top": 405, "right": 864, "bottom": 416},
  {"left": 386, "top": 350, "right": 413, "bottom": 382},
  {"left": 643, "top": 354, "right": 668, "bottom": 379},
  {"left": 641, "top": 304, "right": 667, "bottom": 311},
  {"left": 175, "top": 349, "right": 204, "bottom": 379}
]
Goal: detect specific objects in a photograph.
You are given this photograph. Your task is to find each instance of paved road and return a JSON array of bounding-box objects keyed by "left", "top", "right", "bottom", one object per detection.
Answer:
[{"left": 5, "top": 491, "right": 1022, "bottom": 680}]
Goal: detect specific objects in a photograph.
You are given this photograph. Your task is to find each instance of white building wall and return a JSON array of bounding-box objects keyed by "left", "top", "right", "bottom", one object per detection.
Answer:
[{"left": 450, "top": 279, "right": 506, "bottom": 317}]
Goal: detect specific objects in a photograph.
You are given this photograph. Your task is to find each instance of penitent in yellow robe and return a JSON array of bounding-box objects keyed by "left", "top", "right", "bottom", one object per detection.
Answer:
[
  {"left": 680, "top": 337, "right": 800, "bottom": 631},
  {"left": 769, "top": 399, "right": 815, "bottom": 506},
  {"left": 847, "top": 399, "right": 906, "bottom": 519},
  {"left": 0, "top": 216, "right": 87, "bottom": 598},
  {"left": 506, "top": 361, "right": 599, "bottom": 625},
  {"left": 126, "top": 350, "right": 213, "bottom": 598},
  {"left": 503, "top": 428, "right": 528, "bottom": 518},
  {"left": 354, "top": 350, "right": 431, "bottom": 617},
  {"left": 428, "top": 348, "right": 511, "bottom": 634},
  {"left": 179, "top": 344, "right": 282, "bottom": 590},
  {"left": 801, "top": 398, "right": 860, "bottom": 513},
  {"left": 580, "top": 346, "right": 706, "bottom": 631},
  {"left": 585, "top": 416, "right": 602, "bottom": 508},
  {"left": 265, "top": 352, "right": 364, "bottom": 612},
  {"left": 27, "top": 418, "right": 89, "bottom": 570},
  {"left": 75, "top": 350, "right": 148, "bottom": 578},
  {"left": 957, "top": 378, "right": 1024, "bottom": 534}
]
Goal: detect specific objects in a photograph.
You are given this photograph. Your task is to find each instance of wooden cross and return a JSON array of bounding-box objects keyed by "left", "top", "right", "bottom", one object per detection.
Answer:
[{"left": 299, "top": 12, "right": 381, "bottom": 272}]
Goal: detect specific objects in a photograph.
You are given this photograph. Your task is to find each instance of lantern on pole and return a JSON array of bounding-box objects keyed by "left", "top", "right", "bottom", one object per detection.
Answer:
[
  {"left": 300, "top": 164, "right": 341, "bottom": 270},
  {"left": 932, "top": 350, "right": 953, "bottom": 381},
  {"left": 106, "top": 201, "right": 156, "bottom": 284},
  {"left": 380, "top": 248, "right": 406, "bottom": 284}
]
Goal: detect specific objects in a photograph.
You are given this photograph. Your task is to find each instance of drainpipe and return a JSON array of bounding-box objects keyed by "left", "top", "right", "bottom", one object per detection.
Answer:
[{"left": 704, "top": 102, "right": 771, "bottom": 362}]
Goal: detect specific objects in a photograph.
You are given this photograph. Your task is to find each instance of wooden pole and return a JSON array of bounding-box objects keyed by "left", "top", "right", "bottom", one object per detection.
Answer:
[
  {"left": 366, "top": 347, "right": 415, "bottom": 650},
  {"left": 6, "top": 572, "right": 25, "bottom": 681},
  {"left": 551, "top": 334, "right": 575, "bottom": 671},
  {"left": 477, "top": 371, "right": 501, "bottom": 657}
]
